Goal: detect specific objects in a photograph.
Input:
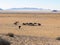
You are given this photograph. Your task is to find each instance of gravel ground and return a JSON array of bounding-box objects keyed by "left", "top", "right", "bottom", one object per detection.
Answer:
[{"left": 0, "top": 33, "right": 60, "bottom": 45}]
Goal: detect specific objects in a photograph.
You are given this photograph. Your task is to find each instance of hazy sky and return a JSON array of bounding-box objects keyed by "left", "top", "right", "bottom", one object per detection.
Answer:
[{"left": 0, "top": 0, "right": 60, "bottom": 10}]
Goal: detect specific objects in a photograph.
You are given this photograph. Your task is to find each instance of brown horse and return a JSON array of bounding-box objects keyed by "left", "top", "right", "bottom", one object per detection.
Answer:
[
  {"left": 14, "top": 21, "right": 19, "bottom": 25},
  {"left": 18, "top": 26, "right": 21, "bottom": 29}
]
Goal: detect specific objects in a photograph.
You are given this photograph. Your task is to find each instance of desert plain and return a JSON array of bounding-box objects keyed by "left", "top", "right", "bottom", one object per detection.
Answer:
[
  {"left": 0, "top": 13, "right": 60, "bottom": 38},
  {"left": 0, "top": 13, "right": 60, "bottom": 45}
]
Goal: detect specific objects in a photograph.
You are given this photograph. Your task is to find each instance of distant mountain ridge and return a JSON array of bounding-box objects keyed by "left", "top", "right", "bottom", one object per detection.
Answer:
[
  {"left": 0, "top": 8, "right": 59, "bottom": 13},
  {"left": 0, "top": 8, "right": 3, "bottom": 10},
  {"left": 7, "top": 8, "right": 43, "bottom": 10}
]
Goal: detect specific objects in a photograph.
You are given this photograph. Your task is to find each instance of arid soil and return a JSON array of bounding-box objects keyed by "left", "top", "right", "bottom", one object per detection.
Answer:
[
  {"left": 0, "top": 33, "right": 60, "bottom": 45},
  {"left": 0, "top": 13, "right": 60, "bottom": 45},
  {"left": 0, "top": 13, "right": 60, "bottom": 38}
]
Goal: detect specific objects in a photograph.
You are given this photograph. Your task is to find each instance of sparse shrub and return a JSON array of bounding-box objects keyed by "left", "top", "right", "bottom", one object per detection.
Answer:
[
  {"left": 0, "top": 38, "right": 10, "bottom": 45},
  {"left": 56, "top": 37, "right": 60, "bottom": 40},
  {"left": 6, "top": 33, "right": 14, "bottom": 37}
]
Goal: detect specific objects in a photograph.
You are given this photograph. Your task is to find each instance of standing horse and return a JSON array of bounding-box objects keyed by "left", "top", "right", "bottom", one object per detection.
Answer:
[{"left": 18, "top": 26, "right": 21, "bottom": 29}]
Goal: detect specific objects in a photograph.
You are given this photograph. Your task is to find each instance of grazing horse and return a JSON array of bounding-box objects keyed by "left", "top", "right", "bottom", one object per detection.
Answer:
[
  {"left": 18, "top": 26, "right": 21, "bottom": 29},
  {"left": 22, "top": 23, "right": 26, "bottom": 25},
  {"left": 28, "top": 23, "right": 34, "bottom": 26},
  {"left": 14, "top": 21, "right": 19, "bottom": 25},
  {"left": 38, "top": 23, "right": 41, "bottom": 26}
]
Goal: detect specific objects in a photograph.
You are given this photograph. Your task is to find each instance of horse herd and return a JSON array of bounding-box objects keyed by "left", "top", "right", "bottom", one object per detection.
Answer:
[{"left": 14, "top": 21, "right": 41, "bottom": 29}]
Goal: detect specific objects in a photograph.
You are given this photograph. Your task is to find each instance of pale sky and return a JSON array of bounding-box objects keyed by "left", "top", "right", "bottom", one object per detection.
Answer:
[{"left": 0, "top": 0, "right": 60, "bottom": 10}]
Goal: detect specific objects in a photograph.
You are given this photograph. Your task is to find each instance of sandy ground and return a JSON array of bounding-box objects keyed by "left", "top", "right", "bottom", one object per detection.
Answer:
[
  {"left": 0, "top": 33, "right": 60, "bottom": 45},
  {"left": 0, "top": 13, "right": 60, "bottom": 38}
]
